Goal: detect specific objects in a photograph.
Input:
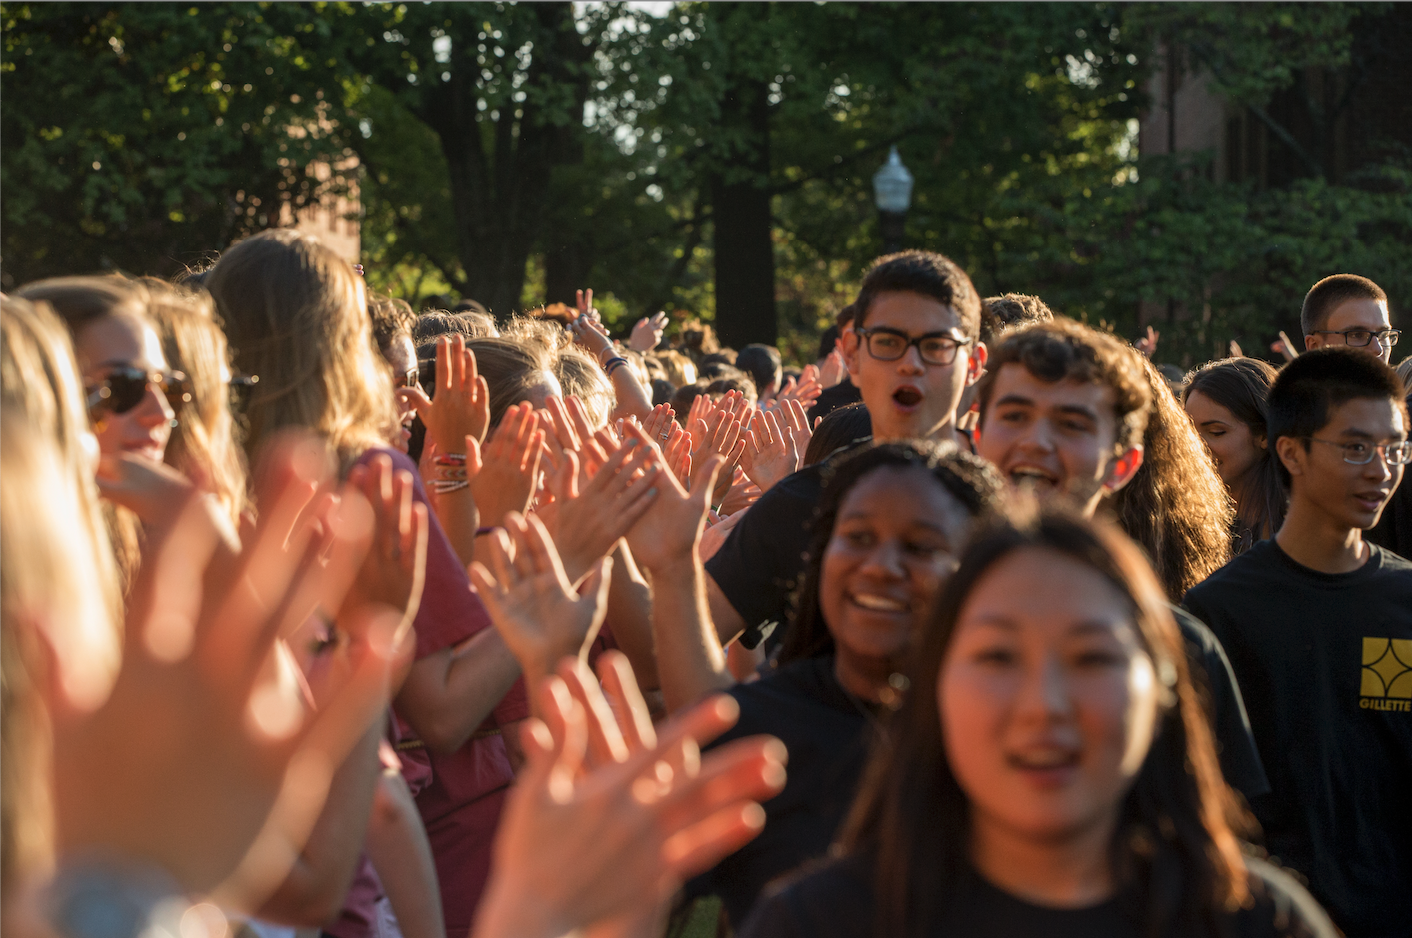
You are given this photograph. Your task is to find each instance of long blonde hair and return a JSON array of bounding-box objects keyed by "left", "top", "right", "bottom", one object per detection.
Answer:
[
  {"left": 0, "top": 296, "right": 123, "bottom": 637},
  {"left": 136, "top": 276, "right": 249, "bottom": 526},
  {"left": 204, "top": 229, "right": 396, "bottom": 465},
  {"left": 1, "top": 299, "right": 124, "bottom": 899}
]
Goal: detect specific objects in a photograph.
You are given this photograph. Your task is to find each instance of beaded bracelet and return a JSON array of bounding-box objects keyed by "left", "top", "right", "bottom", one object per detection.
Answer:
[
  {"left": 433, "top": 452, "right": 467, "bottom": 466},
  {"left": 430, "top": 478, "right": 469, "bottom": 495},
  {"left": 603, "top": 356, "right": 629, "bottom": 376}
]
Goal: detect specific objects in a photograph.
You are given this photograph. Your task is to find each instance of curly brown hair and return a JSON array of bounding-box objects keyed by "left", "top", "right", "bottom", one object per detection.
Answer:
[{"left": 977, "top": 317, "right": 1152, "bottom": 452}]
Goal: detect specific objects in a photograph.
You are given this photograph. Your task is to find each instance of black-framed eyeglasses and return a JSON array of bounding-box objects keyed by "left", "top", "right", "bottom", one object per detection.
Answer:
[
  {"left": 1306, "top": 436, "right": 1412, "bottom": 466},
  {"left": 1309, "top": 328, "right": 1400, "bottom": 349},
  {"left": 856, "top": 327, "right": 972, "bottom": 366},
  {"left": 86, "top": 367, "right": 192, "bottom": 423}
]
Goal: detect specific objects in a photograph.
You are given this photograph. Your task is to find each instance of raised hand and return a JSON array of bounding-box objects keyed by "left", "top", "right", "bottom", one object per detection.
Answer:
[
  {"left": 775, "top": 363, "right": 822, "bottom": 409},
  {"left": 777, "top": 396, "right": 813, "bottom": 463},
  {"left": 640, "top": 403, "right": 676, "bottom": 448},
  {"left": 403, "top": 335, "right": 491, "bottom": 453},
  {"left": 1271, "top": 330, "right": 1299, "bottom": 362},
  {"left": 686, "top": 390, "right": 715, "bottom": 432},
  {"left": 570, "top": 314, "right": 614, "bottom": 362},
  {"left": 688, "top": 405, "right": 746, "bottom": 501},
  {"left": 739, "top": 408, "right": 799, "bottom": 493},
  {"left": 818, "top": 347, "right": 847, "bottom": 388},
  {"left": 473, "top": 654, "right": 786, "bottom": 938},
  {"left": 623, "top": 424, "right": 724, "bottom": 567},
  {"left": 539, "top": 437, "right": 662, "bottom": 582},
  {"left": 663, "top": 421, "right": 692, "bottom": 487},
  {"left": 718, "top": 470, "right": 761, "bottom": 517},
  {"left": 341, "top": 454, "right": 429, "bottom": 637},
  {"left": 54, "top": 434, "right": 401, "bottom": 898},
  {"left": 469, "top": 512, "right": 614, "bottom": 688},
  {"left": 575, "top": 288, "right": 597, "bottom": 321},
  {"left": 629, "top": 312, "right": 668, "bottom": 353},
  {"left": 1135, "top": 325, "right": 1159, "bottom": 358},
  {"left": 471, "top": 403, "right": 544, "bottom": 528}
]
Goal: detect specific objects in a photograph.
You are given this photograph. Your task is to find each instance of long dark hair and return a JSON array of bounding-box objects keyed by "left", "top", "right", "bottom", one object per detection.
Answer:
[
  {"left": 839, "top": 509, "right": 1251, "bottom": 938},
  {"left": 1183, "top": 357, "right": 1285, "bottom": 547},
  {"left": 777, "top": 440, "right": 1006, "bottom": 665},
  {"left": 1111, "top": 355, "right": 1233, "bottom": 600}
]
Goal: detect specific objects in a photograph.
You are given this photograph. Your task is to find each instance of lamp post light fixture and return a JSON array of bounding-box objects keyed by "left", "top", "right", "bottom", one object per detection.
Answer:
[{"left": 872, "top": 145, "right": 913, "bottom": 255}]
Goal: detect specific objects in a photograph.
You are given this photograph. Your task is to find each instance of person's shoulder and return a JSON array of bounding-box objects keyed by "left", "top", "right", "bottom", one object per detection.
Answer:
[
  {"left": 772, "top": 461, "right": 826, "bottom": 499},
  {"left": 1184, "top": 541, "right": 1279, "bottom": 603},
  {"left": 355, "top": 445, "right": 418, "bottom": 474},
  {"left": 737, "top": 856, "right": 873, "bottom": 938},
  {"left": 1369, "top": 543, "right": 1412, "bottom": 575},
  {"left": 1232, "top": 856, "right": 1340, "bottom": 938}
]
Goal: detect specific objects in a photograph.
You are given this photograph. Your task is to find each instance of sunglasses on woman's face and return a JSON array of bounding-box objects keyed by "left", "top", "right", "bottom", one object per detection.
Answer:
[{"left": 85, "top": 366, "right": 193, "bottom": 424}]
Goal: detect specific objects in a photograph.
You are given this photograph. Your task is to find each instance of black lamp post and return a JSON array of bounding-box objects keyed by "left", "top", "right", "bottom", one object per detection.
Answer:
[{"left": 872, "top": 145, "right": 914, "bottom": 255}]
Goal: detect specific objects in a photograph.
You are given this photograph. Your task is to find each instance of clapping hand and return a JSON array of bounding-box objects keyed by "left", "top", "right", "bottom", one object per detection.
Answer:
[
  {"left": 688, "top": 397, "right": 747, "bottom": 502},
  {"left": 538, "top": 436, "right": 662, "bottom": 583},
  {"left": 623, "top": 423, "right": 724, "bottom": 569},
  {"left": 403, "top": 335, "right": 491, "bottom": 453},
  {"left": 473, "top": 652, "right": 786, "bottom": 938},
  {"left": 471, "top": 404, "right": 545, "bottom": 528},
  {"left": 774, "top": 363, "right": 823, "bottom": 409},
  {"left": 818, "top": 347, "right": 847, "bottom": 388},
  {"left": 340, "top": 454, "right": 429, "bottom": 639},
  {"left": 640, "top": 403, "right": 676, "bottom": 447},
  {"left": 54, "top": 434, "right": 402, "bottom": 900},
  {"left": 740, "top": 408, "right": 800, "bottom": 493},
  {"left": 469, "top": 511, "right": 614, "bottom": 689}
]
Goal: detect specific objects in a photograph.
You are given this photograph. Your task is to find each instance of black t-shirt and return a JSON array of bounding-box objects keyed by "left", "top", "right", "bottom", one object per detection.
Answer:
[
  {"left": 685, "top": 656, "right": 874, "bottom": 927},
  {"left": 705, "top": 463, "right": 825, "bottom": 648},
  {"left": 808, "top": 376, "right": 864, "bottom": 425},
  {"left": 1171, "top": 604, "right": 1270, "bottom": 800},
  {"left": 739, "top": 855, "right": 1337, "bottom": 938},
  {"left": 1183, "top": 539, "right": 1412, "bottom": 938}
]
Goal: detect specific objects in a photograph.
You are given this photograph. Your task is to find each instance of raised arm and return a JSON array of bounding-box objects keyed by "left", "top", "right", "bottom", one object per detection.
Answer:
[{"left": 622, "top": 423, "right": 734, "bottom": 713}]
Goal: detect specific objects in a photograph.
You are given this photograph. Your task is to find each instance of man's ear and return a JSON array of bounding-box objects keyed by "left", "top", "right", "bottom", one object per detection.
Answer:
[
  {"left": 966, "top": 341, "right": 988, "bottom": 386},
  {"left": 1304, "top": 332, "right": 1321, "bottom": 352},
  {"left": 1274, "top": 435, "right": 1306, "bottom": 479},
  {"left": 842, "top": 324, "right": 862, "bottom": 379},
  {"left": 1101, "top": 445, "right": 1145, "bottom": 495}
]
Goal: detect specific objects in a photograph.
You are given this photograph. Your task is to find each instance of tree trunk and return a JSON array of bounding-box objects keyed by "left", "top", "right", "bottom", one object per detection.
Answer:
[
  {"left": 415, "top": 3, "right": 586, "bottom": 318},
  {"left": 711, "top": 76, "right": 776, "bottom": 348}
]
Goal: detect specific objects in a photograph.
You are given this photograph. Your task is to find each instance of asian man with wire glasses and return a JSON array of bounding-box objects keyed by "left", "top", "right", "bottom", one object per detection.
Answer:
[{"left": 1184, "top": 347, "right": 1412, "bottom": 938}]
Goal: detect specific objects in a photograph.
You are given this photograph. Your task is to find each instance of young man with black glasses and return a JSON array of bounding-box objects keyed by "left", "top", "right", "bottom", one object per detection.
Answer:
[
  {"left": 1301, "top": 273, "right": 1399, "bottom": 363},
  {"left": 695, "top": 250, "right": 987, "bottom": 668},
  {"left": 1184, "top": 348, "right": 1412, "bottom": 938}
]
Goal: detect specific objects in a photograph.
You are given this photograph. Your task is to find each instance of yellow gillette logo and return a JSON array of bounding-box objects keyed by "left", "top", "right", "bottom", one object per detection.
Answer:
[{"left": 1360, "top": 637, "right": 1412, "bottom": 711}]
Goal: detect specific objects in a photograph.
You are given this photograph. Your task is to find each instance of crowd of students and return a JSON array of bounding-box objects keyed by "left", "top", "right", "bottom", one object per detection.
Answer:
[{"left": 2, "top": 230, "right": 1408, "bottom": 938}]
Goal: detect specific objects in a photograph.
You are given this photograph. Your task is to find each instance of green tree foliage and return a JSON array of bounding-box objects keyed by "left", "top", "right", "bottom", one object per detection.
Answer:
[
  {"left": 4, "top": 2, "right": 1406, "bottom": 366},
  {"left": 1, "top": 2, "right": 349, "bottom": 283}
]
